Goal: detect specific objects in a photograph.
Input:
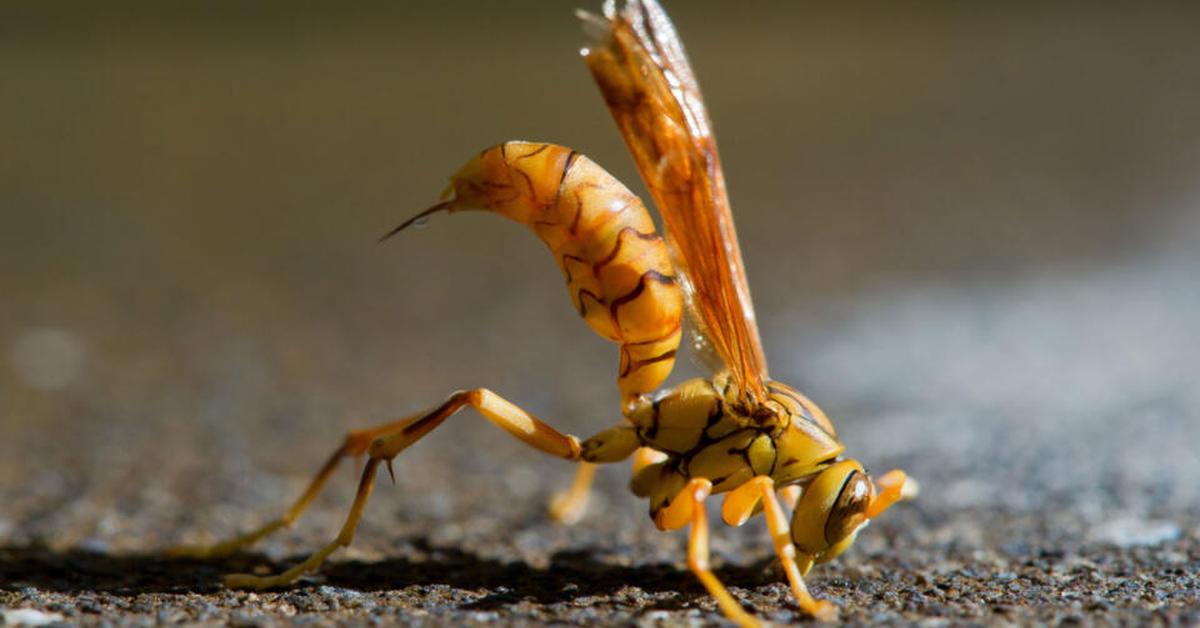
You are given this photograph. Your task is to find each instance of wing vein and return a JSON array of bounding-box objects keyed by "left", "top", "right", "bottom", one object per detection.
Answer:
[{"left": 581, "top": 0, "right": 770, "bottom": 405}]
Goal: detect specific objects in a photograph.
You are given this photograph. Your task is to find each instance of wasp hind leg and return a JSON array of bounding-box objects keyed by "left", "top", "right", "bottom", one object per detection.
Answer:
[
  {"left": 165, "top": 414, "right": 426, "bottom": 559},
  {"left": 220, "top": 388, "right": 584, "bottom": 589}
]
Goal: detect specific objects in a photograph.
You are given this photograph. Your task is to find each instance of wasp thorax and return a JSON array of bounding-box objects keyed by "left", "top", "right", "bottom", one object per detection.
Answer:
[{"left": 790, "top": 460, "right": 874, "bottom": 556}]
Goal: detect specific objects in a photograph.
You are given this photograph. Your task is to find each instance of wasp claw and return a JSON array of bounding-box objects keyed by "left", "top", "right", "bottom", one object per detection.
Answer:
[{"left": 385, "top": 459, "right": 396, "bottom": 484}]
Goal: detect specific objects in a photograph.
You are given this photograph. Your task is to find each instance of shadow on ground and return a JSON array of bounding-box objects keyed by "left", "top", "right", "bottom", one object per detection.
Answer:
[{"left": 0, "top": 539, "right": 774, "bottom": 606}]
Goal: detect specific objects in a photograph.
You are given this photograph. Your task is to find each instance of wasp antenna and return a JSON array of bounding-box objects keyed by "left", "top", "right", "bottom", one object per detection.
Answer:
[{"left": 378, "top": 200, "right": 453, "bottom": 243}]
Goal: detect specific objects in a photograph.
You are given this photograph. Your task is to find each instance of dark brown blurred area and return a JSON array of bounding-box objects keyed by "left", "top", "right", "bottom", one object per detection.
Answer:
[
  {"left": 4, "top": 2, "right": 1199, "bottom": 295},
  {"left": 2, "top": 3, "right": 1198, "bottom": 624}
]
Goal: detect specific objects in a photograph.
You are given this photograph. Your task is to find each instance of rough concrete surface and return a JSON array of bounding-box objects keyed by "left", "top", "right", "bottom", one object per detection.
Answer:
[
  {"left": 3, "top": 2, "right": 1200, "bottom": 626},
  {"left": 2, "top": 255, "right": 1198, "bottom": 626}
]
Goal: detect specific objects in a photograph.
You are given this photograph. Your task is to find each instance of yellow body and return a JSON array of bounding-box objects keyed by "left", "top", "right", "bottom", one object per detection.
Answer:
[
  {"left": 168, "top": 4, "right": 918, "bottom": 625},
  {"left": 442, "top": 142, "right": 683, "bottom": 405},
  {"left": 434, "top": 142, "right": 870, "bottom": 544},
  {"left": 617, "top": 377, "right": 844, "bottom": 514}
]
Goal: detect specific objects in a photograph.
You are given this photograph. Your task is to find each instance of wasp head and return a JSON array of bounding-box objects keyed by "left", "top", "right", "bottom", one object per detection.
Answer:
[{"left": 788, "top": 459, "right": 915, "bottom": 567}]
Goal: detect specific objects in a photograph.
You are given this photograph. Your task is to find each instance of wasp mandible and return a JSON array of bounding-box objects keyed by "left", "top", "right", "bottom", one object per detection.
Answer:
[{"left": 170, "top": 1, "right": 918, "bottom": 624}]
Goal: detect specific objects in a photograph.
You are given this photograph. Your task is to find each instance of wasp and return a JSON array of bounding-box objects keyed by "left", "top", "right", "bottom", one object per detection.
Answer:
[{"left": 169, "top": 1, "right": 917, "bottom": 624}]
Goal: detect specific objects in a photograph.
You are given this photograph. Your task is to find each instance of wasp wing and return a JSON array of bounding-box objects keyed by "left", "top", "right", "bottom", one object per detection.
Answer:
[{"left": 580, "top": 0, "right": 770, "bottom": 404}]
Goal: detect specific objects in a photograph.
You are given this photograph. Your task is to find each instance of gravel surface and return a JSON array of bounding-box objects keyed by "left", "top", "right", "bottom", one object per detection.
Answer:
[
  {"left": 3, "top": 2, "right": 1199, "bottom": 626},
  {"left": 3, "top": 252, "right": 1197, "bottom": 626}
]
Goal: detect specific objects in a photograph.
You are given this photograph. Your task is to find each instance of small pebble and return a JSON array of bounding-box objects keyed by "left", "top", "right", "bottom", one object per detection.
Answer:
[{"left": 1, "top": 608, "right": 66, "bottom": 627}]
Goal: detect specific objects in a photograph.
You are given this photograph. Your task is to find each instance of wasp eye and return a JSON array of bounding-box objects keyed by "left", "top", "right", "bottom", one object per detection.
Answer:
[{"left": 824, "top": 471, "right": 870, "bottom": 545}]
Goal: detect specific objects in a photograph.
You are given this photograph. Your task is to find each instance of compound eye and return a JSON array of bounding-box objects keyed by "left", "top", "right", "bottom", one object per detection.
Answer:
[{"left": 824, "top": 471, "right": 871, "bottom": 545}]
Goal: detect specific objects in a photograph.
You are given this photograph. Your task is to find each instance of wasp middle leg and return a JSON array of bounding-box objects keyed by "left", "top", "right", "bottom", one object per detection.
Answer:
[
  {"left": 223, "top": 388, "right": 586, "bottom": 589},
  {"left": 548, "top": 462, "right": 597, "bottom": 524},
  {"left": 548, "top": 443, "right": 663, "bottom": 524}
]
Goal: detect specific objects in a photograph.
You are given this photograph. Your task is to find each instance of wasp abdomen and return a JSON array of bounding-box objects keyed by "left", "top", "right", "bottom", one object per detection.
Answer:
[{"left": 438, "top": 142, "right": 684, "bottom": 403}]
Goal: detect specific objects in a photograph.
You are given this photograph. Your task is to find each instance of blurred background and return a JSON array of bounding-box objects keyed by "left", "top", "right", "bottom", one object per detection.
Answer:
[{"left": 1, "top": 1, "right": 1198, "bottom": 616}]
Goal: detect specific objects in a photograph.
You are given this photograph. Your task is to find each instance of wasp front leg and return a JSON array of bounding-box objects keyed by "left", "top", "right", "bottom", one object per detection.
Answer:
[
  {"left": 656, "top": 478, "right": 761, "bottom": 628},
  {"left": 777, "top": 484, "right": 801, "bottom": 509},
  {"left": 222, "top": 388, "right": 586, "bottom": 590},
  {"left": 723, "top": 477, "right": 838, "bottom": 622},
  {"left": 867, "top": 469, "right": 919, "bottom": 519}
]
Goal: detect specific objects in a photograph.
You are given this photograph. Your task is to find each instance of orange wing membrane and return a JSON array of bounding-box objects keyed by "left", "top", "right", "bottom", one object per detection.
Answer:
[{"left": 581, "top": 0, "right": 770, "bottom": 407}]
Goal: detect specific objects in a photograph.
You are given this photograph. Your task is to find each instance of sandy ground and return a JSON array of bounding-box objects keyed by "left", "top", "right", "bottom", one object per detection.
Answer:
[
  {"left": 3, "top": 250, "right": 1198, "bottom": 626},
  {"left": 3, "top": 2, "right": 1200, "bottom": 626}
]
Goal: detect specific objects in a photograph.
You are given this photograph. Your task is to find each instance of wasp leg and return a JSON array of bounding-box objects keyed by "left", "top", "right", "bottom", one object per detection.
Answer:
[
  {"left": 224, "top": 388, "right": 583, "bottom": 589},
  {"left": 166, "top": 413, "right": 425, "bottom": 559},
  {"left": 548, "top": 462, "right": 597, "bottom": 524},
  {"left": 632, "top": 446, "right": 667, "bottom": 475},
  {"left": 777, "top": 484, "right": 801, "bottom": 508},
  {"left": 654, "top": 478, "right": 761, "bottom": 628},
  {"left": 550, "top": 426, "right": 652, "bottom": 523},
  {"left": 866, "top": 469, "right": 918, "bottom": 519},
  {"left": 722, "top": 477, "right": 837, "bottom": 622}
]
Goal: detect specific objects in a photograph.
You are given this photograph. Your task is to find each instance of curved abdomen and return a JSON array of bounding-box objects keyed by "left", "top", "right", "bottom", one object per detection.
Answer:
[{"left": 434, "top": 141, "right": 683, "bottom": 406}]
